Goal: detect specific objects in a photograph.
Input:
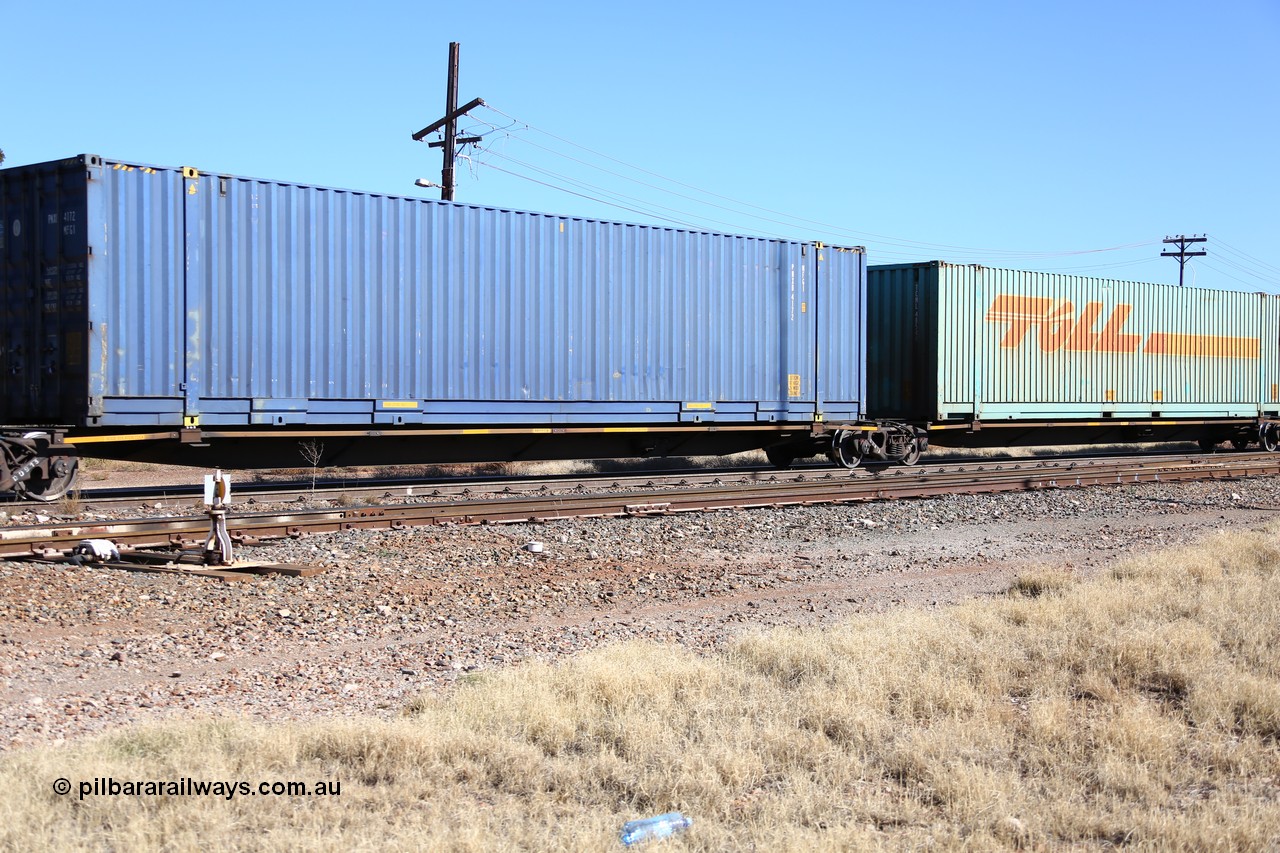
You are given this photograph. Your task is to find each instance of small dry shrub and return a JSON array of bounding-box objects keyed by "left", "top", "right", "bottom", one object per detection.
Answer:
[
  {"left": 1007, "top": 568, "right": 1075, "bottom": 598},
  {"left": 56, "top": 490, "right": 84, "bottom": 516}
]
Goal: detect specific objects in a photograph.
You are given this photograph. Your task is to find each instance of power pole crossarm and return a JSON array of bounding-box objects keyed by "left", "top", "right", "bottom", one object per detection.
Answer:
[
  {"left": 411, "top": 97, "right": 486, "bottom": 142},
  {"left": 1161, "top": 234, "right": 1207, "bottom": 287}
]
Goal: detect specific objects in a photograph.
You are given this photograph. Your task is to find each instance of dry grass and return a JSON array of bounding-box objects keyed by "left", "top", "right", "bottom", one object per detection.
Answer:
[
  {"left": 77, "top": 458, "right": 166, "bottom": 475},
  {"left": 4, "top": 526, "right": 1279, "bottom": 851},
  {"left": 55, "top": 489, "right": 84, "bottom": 516}
]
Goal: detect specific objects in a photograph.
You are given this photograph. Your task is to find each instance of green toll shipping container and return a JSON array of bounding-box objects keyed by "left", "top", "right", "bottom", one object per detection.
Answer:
[{"left": 867, "top": 261, "right": 1280, "bottom": 448}]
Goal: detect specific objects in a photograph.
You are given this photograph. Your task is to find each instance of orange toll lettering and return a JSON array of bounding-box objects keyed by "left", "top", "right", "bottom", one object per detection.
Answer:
[
  {"left": 984, "top": 295, "right": 1057, "bottom": 348},
  {"left": 983, "top": 294, "right": 1259, "bottom": 360},
  {"left": 1097, "top": 304, "right": 1141, "bottom": 353},
  {"left": 1063, "top": 302, "right": 1103, "bottom": 351},
  {"left": 1037, "top": 302, "right": 1076, "bottom": 352}
]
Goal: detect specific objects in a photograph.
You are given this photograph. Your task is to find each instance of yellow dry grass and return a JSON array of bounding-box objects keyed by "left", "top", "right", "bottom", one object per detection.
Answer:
[{"left": 3, "top": 524, "right": 1279, "bottom": 851}]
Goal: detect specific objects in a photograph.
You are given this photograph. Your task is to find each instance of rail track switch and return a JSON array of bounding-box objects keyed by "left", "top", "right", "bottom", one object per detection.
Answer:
[{"left": 202, "top": 470, "right": 234, "bottom": 566}]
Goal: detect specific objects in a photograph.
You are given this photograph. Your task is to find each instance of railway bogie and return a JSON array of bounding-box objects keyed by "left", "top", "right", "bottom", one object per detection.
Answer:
[{"left": 764, "top": 423, "right": 926, "bottom": 470}]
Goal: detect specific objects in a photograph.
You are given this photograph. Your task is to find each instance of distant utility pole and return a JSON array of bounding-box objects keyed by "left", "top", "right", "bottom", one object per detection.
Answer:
[
  {"left": 411, "top": 42, "right": 484, "bottom": 201},
  {"left": 1161, "top": 234, "right": 1207, "bottom": 287}
]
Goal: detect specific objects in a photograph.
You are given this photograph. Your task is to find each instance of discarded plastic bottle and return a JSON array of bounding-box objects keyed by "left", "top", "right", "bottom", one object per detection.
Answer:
[{"left": 620, "top": 811, "right": 692, "bottom": 846}]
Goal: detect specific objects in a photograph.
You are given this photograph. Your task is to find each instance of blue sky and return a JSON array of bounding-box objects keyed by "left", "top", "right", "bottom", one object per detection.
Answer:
[{"left": 5, "top": 0, "right": 1277, "bottom": 289}]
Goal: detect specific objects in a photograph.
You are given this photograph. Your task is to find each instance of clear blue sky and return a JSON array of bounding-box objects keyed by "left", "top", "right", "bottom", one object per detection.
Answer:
[{"left": 5, "top": 0, "right": 1277, "bottom": 289}]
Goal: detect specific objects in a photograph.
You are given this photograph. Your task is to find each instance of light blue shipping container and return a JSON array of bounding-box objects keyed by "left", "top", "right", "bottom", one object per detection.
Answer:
[
  {"left": 1, "top": 155, "right": 866, "bottom": 431},
  {"left": 868, "top": 261, "right": 1280, "bottom": 423}
]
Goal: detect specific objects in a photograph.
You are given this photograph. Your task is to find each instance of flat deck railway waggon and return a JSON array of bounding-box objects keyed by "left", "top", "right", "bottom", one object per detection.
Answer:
[
  {"left": 0, "top": 154, "right": 898, "bottom": 500},
  {"left": 3, "top": 156, "right": 1276, "bottom": 500},
  {"left": 867, "top": 261, "right": 1280, "bottom": 452}
]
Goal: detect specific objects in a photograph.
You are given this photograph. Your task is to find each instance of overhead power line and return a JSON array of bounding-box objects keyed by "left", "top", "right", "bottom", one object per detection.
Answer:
[
  {"left": 1212, "top": 239, "right": 1280, "bottom": 278},
  {"left": 477, "top": 162, "right": 701, "bottom": 229},
  {"left": 448, "top": 103, "right": 1274, "bottom": 283},
  {"left": 474, "top": 103, "right": 1158, "bottom": 261},
  {"left": 477, "top": 148, "right": 779, "bottom": 235}
]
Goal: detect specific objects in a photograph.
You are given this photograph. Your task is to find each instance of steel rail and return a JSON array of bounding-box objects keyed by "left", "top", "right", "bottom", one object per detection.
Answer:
[
  {"left": 2, "top": 453, "right": 1276, "bottom": 559},
  {"left": 1, "top": 449, "right": 1265, "bottom": 513}
]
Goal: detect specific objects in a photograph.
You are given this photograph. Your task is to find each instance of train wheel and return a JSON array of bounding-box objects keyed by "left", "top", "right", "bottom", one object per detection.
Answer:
[
  {"left": 1263, "top": 426, "right": 1279, "bottom": 453},
  {"left": 17, "top": 456, "right": 79, "bottom": 502},
  {"left": 829, "top": 430, "right": 864, "bottom": 470},
  {"left": 1198, "top": 438, "right": 1218, "bottom": 453},
  {"left": 899, "top": 437, "right": 922, "bottom": 467},
  {"left": 764, "top": 445, "right": 794, "bottom": 469},
  {"left": 1231, "top": 438, "right": 1250, "bottom": 451}
]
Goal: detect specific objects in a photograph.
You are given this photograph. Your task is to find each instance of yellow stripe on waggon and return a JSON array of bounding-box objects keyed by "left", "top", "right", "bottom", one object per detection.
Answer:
[{"left": 64, "top": 432, "right": 175, "bottom": 445}]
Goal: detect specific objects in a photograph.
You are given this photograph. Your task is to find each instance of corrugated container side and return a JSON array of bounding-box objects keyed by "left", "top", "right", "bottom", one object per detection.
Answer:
[
  {"left": 814, "top": 245, "right": 867, "bottom": 421},
  {"left": 1262, "top": 297, "right": 1280, "bottom": 408},
  {"left": 869, "top": 262, "right": 1280, "bottom": 422},
  {"left": 92, "top": 162, "right": 186, "bottom": 405},
  {"left": 3, "top": 155, "right": 867, "bottom": 430},
  {"left": 181, "top": 170, "right": 821, "bottom": 417}
]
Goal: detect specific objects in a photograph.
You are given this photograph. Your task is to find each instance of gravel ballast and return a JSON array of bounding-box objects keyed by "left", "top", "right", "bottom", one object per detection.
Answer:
[{"left": 2, "top": 475, "right": 1276, "bottom": 749}]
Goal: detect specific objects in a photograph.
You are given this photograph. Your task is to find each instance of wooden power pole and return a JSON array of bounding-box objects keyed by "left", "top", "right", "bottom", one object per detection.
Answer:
[{"left": 411, "top": 42, "right": 484, "bottom": 201}]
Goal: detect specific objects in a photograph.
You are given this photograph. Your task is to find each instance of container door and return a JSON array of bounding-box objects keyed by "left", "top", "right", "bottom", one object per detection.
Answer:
[{"left": 0, "top": 158, "right": 90, "bottom": 424}]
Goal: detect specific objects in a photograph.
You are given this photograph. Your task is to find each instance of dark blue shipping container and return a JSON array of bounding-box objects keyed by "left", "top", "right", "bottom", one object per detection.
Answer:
[{"left": 0, "top": 155, "right": 866, "bottom": 432}]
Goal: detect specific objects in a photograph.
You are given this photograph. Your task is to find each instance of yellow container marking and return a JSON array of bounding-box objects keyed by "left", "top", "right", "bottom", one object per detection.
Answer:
[
  {"left": 381, "top": 401, "right": 420, "bottom": 409},
  {"left": 787, "top": 373, "right": 801, "bottom": 397},
  {"left": 684, "top": 402, "right": 713, "bottom": 410}
]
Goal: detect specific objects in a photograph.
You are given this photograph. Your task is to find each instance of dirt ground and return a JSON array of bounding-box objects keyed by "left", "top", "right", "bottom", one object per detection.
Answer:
[{"left": 1, "top": 472, "right": 1276, "bottom": 749}]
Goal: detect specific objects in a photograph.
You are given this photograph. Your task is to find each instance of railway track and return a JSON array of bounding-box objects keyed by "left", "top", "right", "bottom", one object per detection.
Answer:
[
  {"left": 0, "top": 448, "right": 1260, "bottom": 513},
  {"left": 2, "top": 451, "right": 1276, "bottom": 561},
  {"left": 0, "top": 465, "right": 781, "bottom": 513}
]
